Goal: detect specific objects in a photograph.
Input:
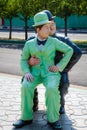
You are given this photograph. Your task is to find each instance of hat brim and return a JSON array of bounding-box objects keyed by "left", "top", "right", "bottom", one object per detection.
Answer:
[
  {"left": 49, "top": 16, "right": 56, "bottom": 21},
  {"left": 33, "top": 21, "right": 51, "bottom": 27}
]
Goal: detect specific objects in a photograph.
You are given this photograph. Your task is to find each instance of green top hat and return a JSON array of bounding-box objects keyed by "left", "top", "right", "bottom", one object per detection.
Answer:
[{"left": 33, "top": 12, "right": 51, "bottom": 27}]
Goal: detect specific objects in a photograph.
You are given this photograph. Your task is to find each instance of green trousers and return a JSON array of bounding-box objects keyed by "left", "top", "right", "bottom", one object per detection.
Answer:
[{"left": 21, "top": 73, "right": 61, "bottom": 123}]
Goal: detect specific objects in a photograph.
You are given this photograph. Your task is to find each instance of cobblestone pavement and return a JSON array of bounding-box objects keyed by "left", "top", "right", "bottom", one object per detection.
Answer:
[{"left": 0, "top": 73, "right": 87, "bottom": 130}]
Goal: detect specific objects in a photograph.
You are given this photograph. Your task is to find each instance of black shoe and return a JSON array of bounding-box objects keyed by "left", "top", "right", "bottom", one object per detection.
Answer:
[
  {"left": 48, "top": 120, "right": 62, "bottom": 130},
  {"left": 13, "top": 119, "right": 32, "bottom": 128},
  {"left": 59, "top": 106, "right": 65, "bottom": 114}
]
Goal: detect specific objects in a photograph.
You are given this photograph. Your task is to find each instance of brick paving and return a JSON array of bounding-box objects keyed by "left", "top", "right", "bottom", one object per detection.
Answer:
[{"left": 0, "top": 73, "right": 87, "bottom": 130}]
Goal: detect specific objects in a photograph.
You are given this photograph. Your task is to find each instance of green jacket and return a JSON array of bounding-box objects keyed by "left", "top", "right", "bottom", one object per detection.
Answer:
[{"left": 20, "top": 36, "right": 73, "bottom": 77}]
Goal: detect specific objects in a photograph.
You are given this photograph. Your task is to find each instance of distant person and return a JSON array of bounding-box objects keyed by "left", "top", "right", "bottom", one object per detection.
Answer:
[{"left": 13, "top": 11, "right": 73, "bottom": 129}]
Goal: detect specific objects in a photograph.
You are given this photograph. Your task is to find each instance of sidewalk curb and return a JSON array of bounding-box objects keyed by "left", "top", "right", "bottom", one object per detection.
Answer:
[
  {"left": 0, "top": 39, "right": 87, "bottom": 48},
  {"left": 0, "top": 39, "right": 25, "bottom": 44}
]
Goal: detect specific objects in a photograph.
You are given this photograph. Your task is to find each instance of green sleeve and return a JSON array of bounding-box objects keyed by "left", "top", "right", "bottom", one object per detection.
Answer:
[
  {"left": 20, "top": 42, "right": 31, "bottom": 75},
  {"left": 55, "top": 39, "right": 73, "bottom": 72}
]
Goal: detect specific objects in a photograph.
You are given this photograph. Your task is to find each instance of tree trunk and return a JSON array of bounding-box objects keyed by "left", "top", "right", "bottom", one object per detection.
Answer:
[
  {"left": 25, "top": 16, "right": 28, "bottom": 40},
  {"left": 9, "top": 18, "right": 12, "bottom": 39},
  {"left": 64, "top": 16, "right": 67, "bottom": 36},
  {"left": 44, "top": 0, "right": 47, "bottom": 8}
]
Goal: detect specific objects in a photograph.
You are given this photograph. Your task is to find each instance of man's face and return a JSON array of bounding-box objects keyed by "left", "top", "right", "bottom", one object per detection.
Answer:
[
  {"left": 37, "top": 24, "right": 50, "bottom": 39},
  {"left": 49, "top": 20, "right": 56, "bottom": 36}
]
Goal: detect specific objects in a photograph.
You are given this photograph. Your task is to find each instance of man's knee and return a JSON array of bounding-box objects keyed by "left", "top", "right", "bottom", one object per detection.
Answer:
[
  {"left": 46, "top": 85, "right": 60, "bottom": 98},
  {"left": 22, "top": 80, "right": 28, "bottom": 89},
  {"left": 46, "top": 77, "right": 60, "bottom": 88},
  {"left": 22, "top": 78, "right": 33, "bottom": 91}
]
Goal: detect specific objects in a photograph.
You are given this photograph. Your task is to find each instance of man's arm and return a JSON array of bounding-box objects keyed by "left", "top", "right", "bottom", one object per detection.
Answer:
[
  {"left": 20, "top": 42, "right": 31, "bottom": 75},
  {"left": 20, "top": 41, "right": 34, "bottom": 82},
  {"left": 63, "top": 37, "right": 82, "bottom": 72},
  {"left": 55, "top": 39, "right": 73, "bottom": 72},
  {"left": 55, "top": 34, "right": 82, "bottom": 72}
]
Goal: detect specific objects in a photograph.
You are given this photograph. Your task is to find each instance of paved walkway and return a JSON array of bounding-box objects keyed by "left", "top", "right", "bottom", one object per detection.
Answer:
[{"left": 0, "top": 73, "right": 87, "bottom": 130}]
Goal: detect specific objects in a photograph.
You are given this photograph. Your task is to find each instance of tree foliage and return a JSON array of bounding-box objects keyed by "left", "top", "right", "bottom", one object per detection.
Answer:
[
  {"left": 0, "top": 0, "right": 87, "bottom": 39},
  {"left": 0, "top": 0, "right": 8, "bottom": 17},
  {"left": 74, "top": 0, "right": 87, "bottom": 15},
  {"left": 18, "top": 0, "right": 39, "bottom": 40},
  {"left": 48, "top": 0, "right": 76, "bottom": 36},
  {"left": 6, "top": 0, "right": 19, "bottom": 39},
  {"left": 46, "top": 0, "right": 87, "bottom": 36},
  {"left": 0, "top": 0, "right": 20, "bottom": 39}
]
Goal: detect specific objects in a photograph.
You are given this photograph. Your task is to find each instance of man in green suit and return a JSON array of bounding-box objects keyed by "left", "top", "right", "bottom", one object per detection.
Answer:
[{"left": 13, "top": 12, "right": 73, "bottom": 130}]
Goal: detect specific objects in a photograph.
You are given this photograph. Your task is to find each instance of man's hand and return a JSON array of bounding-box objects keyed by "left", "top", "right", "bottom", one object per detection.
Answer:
[
  {"left": 25, "top": 72, "right": 34, "bottom": 82},
  {"left": 49, "top": 65, "right": 59, "bottom": 72},
  {"left": 28, "top": 56, "right": 40, "bottom": 66}
]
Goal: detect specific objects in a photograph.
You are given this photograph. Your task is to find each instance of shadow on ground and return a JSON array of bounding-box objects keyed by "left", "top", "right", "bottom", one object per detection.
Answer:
[{"left": 12, "top": 110, "right": 76, "bottom": 130}]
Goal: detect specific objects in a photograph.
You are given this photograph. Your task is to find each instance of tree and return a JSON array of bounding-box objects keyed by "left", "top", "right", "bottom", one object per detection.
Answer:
[
  {"left": 48, "top": 0, "right": 87, "bottom": 36},
  {"left": 18, "top": 0, "right": 49, "bottom": 40},
  {"left": 4, "top": 0, "right": 20, "bottom": 39},
  {"left": 48, "top": 0, "right": 75, "bottom": 36},
  {"left": 18, "top": 0, "right": 36, "bottom": 40}
]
